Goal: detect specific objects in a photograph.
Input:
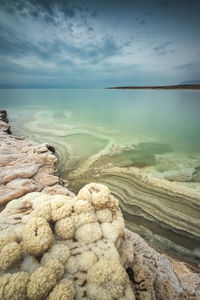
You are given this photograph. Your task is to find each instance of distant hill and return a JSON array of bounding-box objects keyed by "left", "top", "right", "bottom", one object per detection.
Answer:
[
  {"left": 180, "top": 80, "right": 200, "bottom": 85},
  {"left": 107, "top": 84, "right": 200, "bottom": 90}
]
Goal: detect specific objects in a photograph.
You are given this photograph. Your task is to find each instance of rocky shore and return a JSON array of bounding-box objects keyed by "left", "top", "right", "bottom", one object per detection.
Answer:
[
  {"left": 0, "top": 110, "right": 199, "bottom": 299},
  {"left": 0, "top": 110, "right": 74, "bottom": 211}
]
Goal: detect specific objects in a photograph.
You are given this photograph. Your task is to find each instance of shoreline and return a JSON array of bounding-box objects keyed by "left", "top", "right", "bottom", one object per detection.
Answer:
[
  {"left": 107, "top": 84, "right": 200, "bottom": 90},
  {"left": 0, "top": 110, "right": 74, "bottom": 211}
]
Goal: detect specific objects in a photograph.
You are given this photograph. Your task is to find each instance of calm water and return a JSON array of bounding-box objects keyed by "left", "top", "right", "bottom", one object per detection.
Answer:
[
  {"left": 1, "top": 89, "right": 200, "bottom": 152},
  {"left": 1, "top": 89, "right": 200, "bottom": 264}
]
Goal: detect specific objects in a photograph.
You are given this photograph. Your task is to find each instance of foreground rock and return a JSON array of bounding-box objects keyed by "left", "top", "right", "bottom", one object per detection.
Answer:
[
  {"left": 0, "top": 110, "right": 74, "bottom": 211},
  {"left": 0, "top": 183, "right": 135, "bottom": 300},
  {"left": 121, "top": 230, "right": 200, "bottom": 300},
  {"left": 0, "top": 184, "right": 200, "bottom": 299}
]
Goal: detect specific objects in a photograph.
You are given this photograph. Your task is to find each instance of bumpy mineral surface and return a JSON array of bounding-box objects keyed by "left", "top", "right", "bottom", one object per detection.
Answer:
[{"left": 0, "top": 183, "right": 136, "bottom": 300}]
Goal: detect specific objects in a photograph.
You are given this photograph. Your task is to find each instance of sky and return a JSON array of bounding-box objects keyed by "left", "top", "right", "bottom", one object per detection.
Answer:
[{"left": 0, "top": 0, "right": 200, "bottom": 88}]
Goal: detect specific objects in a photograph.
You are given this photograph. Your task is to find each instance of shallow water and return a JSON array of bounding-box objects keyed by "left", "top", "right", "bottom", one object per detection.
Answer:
[{"left": 1, "top": 89, "right": 200, "bottom": 265}]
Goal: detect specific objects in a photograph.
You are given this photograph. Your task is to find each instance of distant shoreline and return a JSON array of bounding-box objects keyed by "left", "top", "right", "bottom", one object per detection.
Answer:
[{"left": 106, "top": 84, "right": 200, "bottom": 90}]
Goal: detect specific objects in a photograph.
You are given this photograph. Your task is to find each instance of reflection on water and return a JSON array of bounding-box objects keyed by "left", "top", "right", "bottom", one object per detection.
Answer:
[{"left": 1, "top": 88, "right": 200, "bottom": 265}]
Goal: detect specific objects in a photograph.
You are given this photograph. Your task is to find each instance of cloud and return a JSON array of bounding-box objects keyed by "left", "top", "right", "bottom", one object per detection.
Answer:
[
  {"left": 1, "top": 0, "right": 95, "bottom": 26},
  {"left": 0, "top": 0, "right": 200, "bottom": 87},
  {"left": 153, "top": 41, "right": 176, "bottom": 56},
  {"left": 174, "top": 61, "right": 200, "bottom": 70}
]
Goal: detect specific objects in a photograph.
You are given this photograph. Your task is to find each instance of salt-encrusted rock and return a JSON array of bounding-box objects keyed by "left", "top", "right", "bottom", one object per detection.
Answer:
[
  {"left": 0, "top": 184, "right": 135, "bottom": 299},
  {"left": 0, "top": 242, "right": 22, "bottom": 270},
  {"left": 40, "top": 244, "right": 71, "bottom": 265},
  {"left": 2, "top": 272, "right": 29, "bottom": 300},
  {"left": 22, "top": 217, "right": 54, "bottom": 257},
  {"left": 51, "top": 196, "right": 73, "bottom": 221},
  {"left": 0, "top": 110, "right": 75, "bottom": 211},
  {"left": 27, "top": 263, "right": 57, "bottom": 300},
  {"left": 73, "top": 200, "right": 94, "bottom": 214},
  {"left": 55, "top": 217, "right": 75, "bottom": 240},
  {"left": 0, "top": 230, "right": 17, "bottom": 251},
  {"left": 77, "top": 183, "right": 119, "bottom": 212},
  {"left": 96, "top": 208, "right": 113, "bottom": 223},
  {"left": 87, "top": 259, "right": 135, "bottom": 300},
  {"left": 78, "top": 251, "right": 97, "bottom": 271},
  {"left": 47, "top": 279, "right": 75, "bottom": 300},
  {"left": 75, "top": 222, "right": 102, "bottom": 244}
]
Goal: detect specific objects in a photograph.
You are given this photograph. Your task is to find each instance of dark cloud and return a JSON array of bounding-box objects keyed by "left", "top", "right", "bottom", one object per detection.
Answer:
[
  {"left": 0, "top": 0, "right": 200, "bottom": 87},
  {"left": 153, "top": 41, "right": 175, "bottom": 56},
  {"left": 1, "top": 0, "right": 94, "bottom": 25},
  {"left": 174, "top": 61, "right": 200, "bottom": 70}
]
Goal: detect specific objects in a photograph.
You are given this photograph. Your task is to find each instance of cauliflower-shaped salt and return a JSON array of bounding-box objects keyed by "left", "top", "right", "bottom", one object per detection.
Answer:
[
  {"left": 72, "top": 212, "right": 97, "bottom": 228},
  {"left": 0, "top": 230, "right": 17, "bottom": 251},
  {"left": 31, "top": 202, "right": 52, "bottom": 221},
  {"left": 78, "top": 251, "right": 97, "bottom": 271},
  {"left": 22, "top": 217, "right": 54, "bottom": 257},
  {"left": 75, "top": 222, "right": 102, "bottom": 244},
  {"left": 0, "top": 242, "right": 22, "bottom": 270},
  {"left": 65, "top": 256, "right": 80, "bottom": 274},
  {"left": 96, "top": 208, "right": 113, "bottom": 223},
  {"left": 86, "top": 259, "right": 131, "bottom": 300},
  {"left": 41, "top": 244, "right": 71, "bottom": 265},
  {"left": 3, "top": 272, "right": 29, "bottom": 300},
  {"left": 73, "top": 200, "right": 94, "bottom": 214},
  {"left": 47, "top": 279, "right": 75, "bottom": 300},
  {"left": 77, "top": 183, "right": 110, "bottom": 209},
  {"left": 55, "top": 217, "right": 75, "bottom": 240},
  {"left": 0, "top": 274, "right": 11, "bottom": 298},
  {"left": 77, "top": 183, "right": 119, "bottom": 212},
  {"left": 27, "top": 259, "right": 63, "bottom": 300},
  {"left": 45, "top": 259, "right": 64, "bottom": 281},
  {"left": 51, "top": 196, "right": 73, "bottom": 221}
]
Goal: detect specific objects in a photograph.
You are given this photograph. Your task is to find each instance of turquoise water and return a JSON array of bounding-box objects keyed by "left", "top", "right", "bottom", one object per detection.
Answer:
[
  {"left": 1, "top": 89, "right": 200, "bottom": 153},
  {"left": 1, "top": 89, "right": 200, "bottom": 264}
]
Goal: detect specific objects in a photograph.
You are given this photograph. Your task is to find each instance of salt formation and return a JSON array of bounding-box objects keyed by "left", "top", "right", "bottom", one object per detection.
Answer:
[{"left": 0, "top": 183, "right": 135, "bottom": 300}]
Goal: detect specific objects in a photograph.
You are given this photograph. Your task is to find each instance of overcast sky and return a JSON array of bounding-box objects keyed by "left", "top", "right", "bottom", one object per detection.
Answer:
[{"left": 0, "top": 0, "right": 200, "bottom": 88}]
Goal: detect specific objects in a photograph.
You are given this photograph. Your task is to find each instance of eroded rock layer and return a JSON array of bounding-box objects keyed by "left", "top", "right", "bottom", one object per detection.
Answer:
[{"left": 67, "top": 157, "right": 200, "bottom": 265}]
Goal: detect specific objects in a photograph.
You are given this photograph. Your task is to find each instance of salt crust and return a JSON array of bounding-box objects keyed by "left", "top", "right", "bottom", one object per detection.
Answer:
[{"left": 0, "top": 183, "right": 135, "bottom": 299}]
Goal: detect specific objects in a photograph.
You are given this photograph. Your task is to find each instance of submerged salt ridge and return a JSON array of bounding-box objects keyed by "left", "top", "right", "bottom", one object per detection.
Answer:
[{"left": 1, "top": 88, "right": 200, "bottom": 265}]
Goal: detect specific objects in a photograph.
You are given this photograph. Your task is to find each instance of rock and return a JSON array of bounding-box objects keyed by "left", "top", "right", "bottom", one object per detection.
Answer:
[
  {"left": 0, "top": 110, "right": 75, "bottom": 211},
  {"left": 0, "top": 184, "right": 135, "bottom": 299},
  {"left": 120, "top": 229, "right": 200, "bottom": 300}
]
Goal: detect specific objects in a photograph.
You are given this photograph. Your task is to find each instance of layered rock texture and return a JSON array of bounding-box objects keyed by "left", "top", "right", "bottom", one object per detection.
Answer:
[
  {"left": 68, "top": 152, "right": 200, "bottom": 265},
  {"left": 0, "top": 110, "right": 74, "bottom": 211}
]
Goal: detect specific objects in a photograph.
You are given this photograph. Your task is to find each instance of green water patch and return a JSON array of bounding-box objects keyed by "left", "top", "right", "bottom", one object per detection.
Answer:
[
  {"left": 110, "top": 142, "right": 172, "bottom": 168},
  {"left": 59, "top": 133, "right": 109, "bottom": 177}
]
